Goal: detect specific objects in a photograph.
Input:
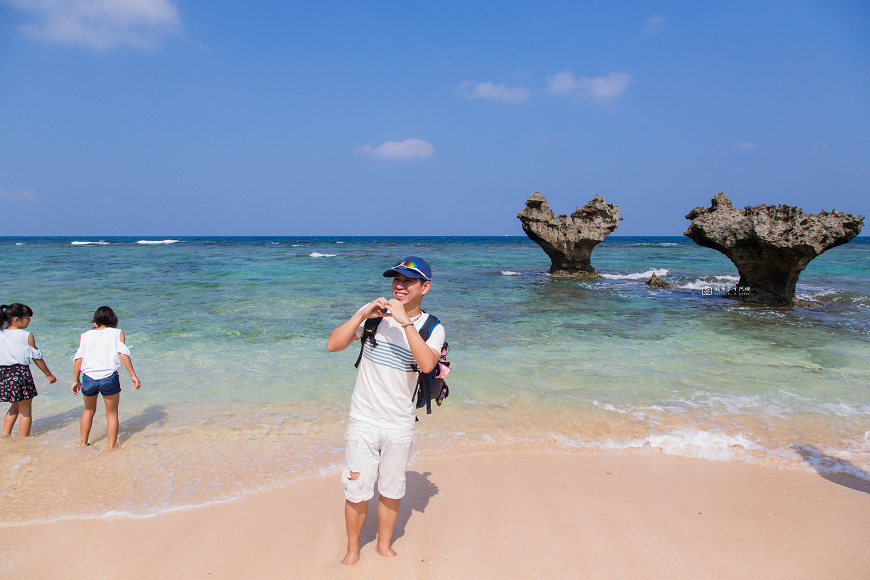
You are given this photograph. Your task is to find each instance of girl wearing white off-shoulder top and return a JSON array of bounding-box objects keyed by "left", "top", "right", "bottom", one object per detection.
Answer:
[
  {"left": 71, "top": 306, "right": 141, "bottom": 448},
  {"left": 1, "top": 303, "right": 57, "bottom": 437}
]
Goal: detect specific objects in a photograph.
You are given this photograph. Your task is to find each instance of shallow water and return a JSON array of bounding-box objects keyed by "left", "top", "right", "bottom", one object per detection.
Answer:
[{"left": 1, "top": 236, "right": 868, "bottom": 523}]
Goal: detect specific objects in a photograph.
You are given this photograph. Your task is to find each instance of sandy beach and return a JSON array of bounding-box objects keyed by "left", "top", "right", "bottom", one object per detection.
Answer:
[{"left": 3, "top": 452, "right": 869, "bottom": 580}]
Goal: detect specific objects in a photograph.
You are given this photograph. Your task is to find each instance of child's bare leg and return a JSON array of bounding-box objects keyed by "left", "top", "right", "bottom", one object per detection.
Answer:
[
  {"left": 104, "top": 393, "right": 120, "bottom": 448},
  {"left": 3, "top": 403, "right": 19, "bottom": 436},
  {"left": 80, "top": 395, "right": 98, "bottom": 446},
  {"left": 16, "top": 399, "right": 32, "bottom": 437}
]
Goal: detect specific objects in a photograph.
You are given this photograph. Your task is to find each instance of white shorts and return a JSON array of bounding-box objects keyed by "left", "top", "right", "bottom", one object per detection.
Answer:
[{"left": 342, "top": 418, "right": 415, "bottom": 503}]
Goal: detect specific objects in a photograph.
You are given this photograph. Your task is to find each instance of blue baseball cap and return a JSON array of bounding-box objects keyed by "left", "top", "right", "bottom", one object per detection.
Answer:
[{"left": 383, "top": 256, "right": 432, "bottom": 281}]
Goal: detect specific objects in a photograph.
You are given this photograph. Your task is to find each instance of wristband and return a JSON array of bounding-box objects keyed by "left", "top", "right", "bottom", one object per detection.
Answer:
[{"left": 400, "top": 321, "right": 415, "bottom": 328}]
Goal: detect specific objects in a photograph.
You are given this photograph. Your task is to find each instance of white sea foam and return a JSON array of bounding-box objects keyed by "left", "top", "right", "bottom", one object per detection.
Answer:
[
  {"left": 680, "top": 278, "right": 736, "bottom": 291},
  {"left": 592, "top": 392, "right": 796, "bottom": 421},
  {"left": 336, "top": 241, "right": 344, "bottom": 244},
  {"left": 791, "top": 444, "right": 870, "bottom": 480},
  {"left": 501, "top": 271, "right": 521, "bottom": 276},
  {"left": 292, "top": 244, "right": 303, "bottom": 247},
  {"left": 71, "top": 241, "right": 109, "bottom": 245},
  {"left": 600, "top": 268, "right": 668, "bottom": 280},
  {"left": 556, "top": 428, "right": 764, "bottom": 462},
  {"left": 627, "top": 243, "right": 679, "bottom": 247},
  {"left": 136, "top": 240, "right": 180, "bottom": 245},
  {"left": 310, "top": 252, "right": 337, "bottom": 257},
  {"left": 14, "top": 243, "right": 24, "bottom": 246},
  {"left": 795, "top": 287, "right": 839, "bottom": 301}
]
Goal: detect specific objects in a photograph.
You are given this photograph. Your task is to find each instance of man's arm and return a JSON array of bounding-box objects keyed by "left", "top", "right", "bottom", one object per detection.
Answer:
[
  {"left": 326, "top": 298, "right": 389, "bottom": 353},
  {"left": 384, "top": 299, "right": 439, "bottom": 373}
]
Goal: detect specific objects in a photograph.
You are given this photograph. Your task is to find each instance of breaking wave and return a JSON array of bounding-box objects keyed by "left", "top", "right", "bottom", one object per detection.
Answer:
[{"left": 601, "top": 268, "right": 669, "bottom": 281}]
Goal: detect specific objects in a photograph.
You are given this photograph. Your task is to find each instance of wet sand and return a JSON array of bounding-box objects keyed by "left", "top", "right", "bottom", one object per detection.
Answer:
[{"left": 3, "top": 452, "right": 869, "bottom": 580}]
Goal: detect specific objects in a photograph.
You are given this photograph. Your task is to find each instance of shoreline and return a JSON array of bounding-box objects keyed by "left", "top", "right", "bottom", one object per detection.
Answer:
[
  {"left": 3, "top": 452, "right": 869, "bottom": 579},
  {"left": 3, "top": 402, "right": 870, "bottom": 525}
]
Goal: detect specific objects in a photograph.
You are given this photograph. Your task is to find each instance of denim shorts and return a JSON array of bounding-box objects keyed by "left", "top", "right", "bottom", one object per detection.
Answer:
[
  {"left": 81, "top": 372, "right": 121, "bottom": 397},
  {"left": 342, "top": 418, "right": 415, "bottom": 503}
]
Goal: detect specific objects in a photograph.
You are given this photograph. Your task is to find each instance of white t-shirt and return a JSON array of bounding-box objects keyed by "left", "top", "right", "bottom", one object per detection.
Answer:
[
  {"left": 72, "top": 328, "right": 131, "bottom": 380},
  {"left": 349, "top": 311, "right": 446, "bottom": 430},
  {"left": 0, "top": 329, "right": 43, "bottom": 366}
]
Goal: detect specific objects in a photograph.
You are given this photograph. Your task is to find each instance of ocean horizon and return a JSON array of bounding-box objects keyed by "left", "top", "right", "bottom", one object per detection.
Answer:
[{"left": 2, "top": 235, "right": 868, "bottom": 524}]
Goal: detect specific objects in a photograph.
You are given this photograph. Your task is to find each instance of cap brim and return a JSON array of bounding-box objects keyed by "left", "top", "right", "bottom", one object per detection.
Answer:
[{"left": 383, "top": 267, "right": 427, "bottom": 279}]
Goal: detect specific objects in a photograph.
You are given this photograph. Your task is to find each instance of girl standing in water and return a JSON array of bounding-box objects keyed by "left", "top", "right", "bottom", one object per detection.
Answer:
[
  {"left": 71, "top": 306, "right": 141, "bottom": 448},
  {"left": 1, "top": 303, "right": 58, "bottom": 437}
]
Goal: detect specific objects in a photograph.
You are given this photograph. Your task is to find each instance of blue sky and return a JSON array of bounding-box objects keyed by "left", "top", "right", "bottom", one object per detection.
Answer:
[{"left": 1, "top": 1, "right": 868, "bottom": 236}]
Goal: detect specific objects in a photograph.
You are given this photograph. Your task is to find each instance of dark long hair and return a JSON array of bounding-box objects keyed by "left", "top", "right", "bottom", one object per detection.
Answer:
[
  {"left": 92, "top": 306, "right": 119, "bottom": 328},
  {"left": 0, "top": 303, "right": 33, "bottom": 330}
]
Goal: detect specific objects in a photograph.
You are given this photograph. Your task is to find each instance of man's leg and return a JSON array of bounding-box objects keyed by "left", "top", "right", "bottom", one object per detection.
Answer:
[
  {"left": 375, "top": 429, "right": 414, "bottom": 557},
  {"left": 342, "top": 471, "right": 367, "bottom": 565},
  {"left": 376, "top": 495, "right": 400, "bottom": 557}
]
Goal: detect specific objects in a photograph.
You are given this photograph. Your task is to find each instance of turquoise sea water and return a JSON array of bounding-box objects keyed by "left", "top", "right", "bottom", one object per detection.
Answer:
[{"left": 1, "top": 236, "right": 868, "bottom": 523}]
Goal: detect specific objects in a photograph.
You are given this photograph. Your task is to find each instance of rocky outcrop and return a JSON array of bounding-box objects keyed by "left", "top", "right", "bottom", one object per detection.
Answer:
[
  {"left": 684, "top": 193, "right": 864, "bottom": 306},
  {"left": 517, "top": 191, "right": 621, "bottom": 277},
  {"left": 646, "top": 273, "right": 671, "bottom": 288}
]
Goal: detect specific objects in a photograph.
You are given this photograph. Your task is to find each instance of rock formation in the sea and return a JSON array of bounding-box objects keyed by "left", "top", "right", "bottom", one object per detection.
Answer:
[
  {"left": 517, "top": 191, "right": 622, "bottom": 277},
  {"left": 684, "top": 193, "right": 864, "bottom": 306},
  {"left": 646, "top": 273, "right": 671, "bottom": 288}
]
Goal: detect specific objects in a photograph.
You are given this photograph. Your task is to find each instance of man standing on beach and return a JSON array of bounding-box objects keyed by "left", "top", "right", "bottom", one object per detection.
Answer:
[{"left": 326, "top": 257, "right": 445, "bottom": 565}]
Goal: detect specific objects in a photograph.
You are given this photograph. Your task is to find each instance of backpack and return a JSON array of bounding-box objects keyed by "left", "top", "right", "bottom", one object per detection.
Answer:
[{"left": 354, "top": 313, "right": 451, "bottom": 418}]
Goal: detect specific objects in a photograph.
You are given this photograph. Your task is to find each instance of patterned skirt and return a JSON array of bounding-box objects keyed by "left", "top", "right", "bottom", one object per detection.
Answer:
[{"left": 0, "top": 364, "right": 38, "bottom": 403}]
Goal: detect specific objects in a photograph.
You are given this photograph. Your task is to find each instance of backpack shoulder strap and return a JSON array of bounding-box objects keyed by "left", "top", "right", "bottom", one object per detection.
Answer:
[
  {"left": 418, "top": 313, "right": 440, "bottom": 342},
  {"left": 354, "top": 317, "right": 382, "bottom": 368}
]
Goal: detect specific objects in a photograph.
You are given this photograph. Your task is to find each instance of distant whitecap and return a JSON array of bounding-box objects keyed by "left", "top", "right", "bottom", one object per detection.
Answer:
[
  {"left": 71, "top": 241, "right": 109, "bottom": 245},
  {"left": 310, "top": 252, "right": 337, "bottom": 257},
  {"left": 600, "top": 268, "right": 668, "bottom": 280},
  {"left": 137, "top": 240, "right": 180, "bottom": 245},
  {"left": 501, "top": 271, "right": 521, "bottom": 276}
]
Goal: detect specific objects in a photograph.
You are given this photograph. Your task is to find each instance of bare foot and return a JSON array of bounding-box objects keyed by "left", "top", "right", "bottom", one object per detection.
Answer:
[
  {"left": 375, "top": 544, "right": 397, "bottom": 558},
  {"left": 341, "top": 549, "right": 360, "bottom": 565}
]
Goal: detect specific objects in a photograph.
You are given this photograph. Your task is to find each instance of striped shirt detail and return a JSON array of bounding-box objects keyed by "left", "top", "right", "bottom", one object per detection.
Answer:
[{"left": 361, "top": 340, "right": 416, "bottom": 373}]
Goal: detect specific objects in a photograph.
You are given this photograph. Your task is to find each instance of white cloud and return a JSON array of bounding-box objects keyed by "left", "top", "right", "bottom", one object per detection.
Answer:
[
  {"left": 546, "top": 70, "right": 633, "bottom": 100},
  {"left": 457, "top": 80, "right": 530, "bottom": 103},
  {"left": 354, "top": 139, "right": 435, "bottom": 160},
  {"left": 733, "top": 141, "right": 754, "bottom": 150},
  {"left": 643, "top": 15, "right": 667, "bottom": 30},
  {"left": 7, "top": 0, "right": 182, "bottom": 49},
  {"left": 0, "top": 188, "right": 38, "bottom": 200}
]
